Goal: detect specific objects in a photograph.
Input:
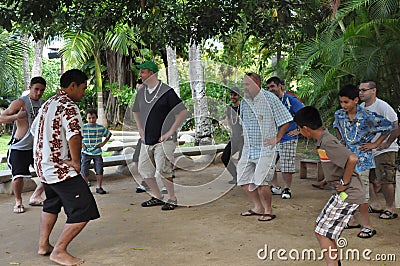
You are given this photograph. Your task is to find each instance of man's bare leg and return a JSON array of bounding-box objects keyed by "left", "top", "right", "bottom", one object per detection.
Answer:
[
  {"left": 240, "top": 184, "right": 264, "bottom": 214},
  {"left": 144, "top": 178, "right": 162, "bottom": 199},
  {"left": 50, "top": 221, "right": 88, "bottom": 266},
  {"left": 282, "top": 172, "right": 293, "bottom": 188},
  {"left": 315, "top": 233, "right": 339, "bottom": 266},
  {"left": 162, "top": 177, "right": 176, "bottom": 200},
  {"left": 30, "top": 182, "right": 44, "bottom": 204},
  {"left": 13, "top": 177, "right": 24, "bottom": 213},
  {"left": 38, "top": 212, "right": 57, "bottom": 255},
  {"left": 271, "top": 172, "right": 279, "bottom": 187},
  {"left": 381, "top": 183, "right": 396, "bottom": 213},
  {"left": 358, "top": 203, "right": 375, "bottom": 237},
  {"left": 258, "top": 186, "right": 273, "bottom": 214},
  {"left": 368, "top": 169, "right": 383, "bottom": 210},
  {"left": 96, "top": 174, "right": 103, "bottom": 188}
]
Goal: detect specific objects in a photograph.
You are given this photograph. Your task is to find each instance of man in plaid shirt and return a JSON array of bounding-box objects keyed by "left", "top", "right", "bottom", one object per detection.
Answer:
[{"left": 238, "top": 73, "right": 292, "bottom": 221}]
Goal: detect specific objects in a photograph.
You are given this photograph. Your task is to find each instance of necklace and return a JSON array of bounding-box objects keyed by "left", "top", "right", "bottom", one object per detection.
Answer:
[
  {"left": 144, "top": 81, "right": 162, "bottom": 104},
  {"left": 343, "top": 120, "right": 360, "bottom": 144},
  {"left": 28, "top": 96, "right": 39, "bottom": 119},
  {"left": 230, "top": 105, "right": 240, "bottom": 125}
]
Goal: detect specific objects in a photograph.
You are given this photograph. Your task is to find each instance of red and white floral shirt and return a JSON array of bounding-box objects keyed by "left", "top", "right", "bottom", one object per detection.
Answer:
[{"left": 31, "top": 91, "right": 82, "bottom": 184}]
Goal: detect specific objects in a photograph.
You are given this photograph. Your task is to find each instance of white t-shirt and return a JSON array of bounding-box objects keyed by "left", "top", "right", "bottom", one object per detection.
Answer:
[
  {"left": 31, "top": 92, "right": 83, "bottom": 184},
  {"left": 361, "top": 98, "right": 398, "bottom": 156}
]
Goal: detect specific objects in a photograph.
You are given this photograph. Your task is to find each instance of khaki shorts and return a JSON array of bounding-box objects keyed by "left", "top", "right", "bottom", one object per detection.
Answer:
[
  {"left": 138, "top": 140, "right": 176, "bottom": 180},
  {"left": 375, "top": 152, "right": 397, "bottom": 184},
  {"left": 358, "top": 170, "right": 369, "bottom": 202},
  {"left": 237, "top": 153, "right": 277, "bottom": 191}
]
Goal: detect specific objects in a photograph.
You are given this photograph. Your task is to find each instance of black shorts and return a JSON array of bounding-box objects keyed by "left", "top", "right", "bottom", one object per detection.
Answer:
[
  {"left": 7, "top": 149, "right": 34, "bottom": 180},
  {"left": 43, "top": 175, "right": 100, "bottom": 223}
]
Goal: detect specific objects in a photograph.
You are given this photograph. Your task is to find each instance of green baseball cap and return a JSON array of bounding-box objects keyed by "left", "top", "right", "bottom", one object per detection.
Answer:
[{"left": 136, "top": 61, "right": 159, "bottom": 73}]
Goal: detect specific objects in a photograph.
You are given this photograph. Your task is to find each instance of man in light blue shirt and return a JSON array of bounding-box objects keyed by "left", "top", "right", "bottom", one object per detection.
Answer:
[{"left": 237, "top": 73, "right": 292, "bottom": 221}]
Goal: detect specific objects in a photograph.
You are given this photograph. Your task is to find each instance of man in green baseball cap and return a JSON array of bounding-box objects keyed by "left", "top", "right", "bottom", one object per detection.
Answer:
[
  {"left": 133, "top": 59, "right": 187, "bottom": 211},
  {"left": 136, "top": 60, "right": 159, "bottom": 73}
]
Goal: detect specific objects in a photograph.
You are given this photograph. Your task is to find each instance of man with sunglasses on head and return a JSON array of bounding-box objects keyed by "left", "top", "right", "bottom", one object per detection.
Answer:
[
  {"left": 359, "top": 80, "right": 398, "bottom": 220},
  {"left": 0, "top": 77, "right": 46, "bottom": 214},
  {"left": 221, "top": 87, "right": 244, "bottom": 184}
]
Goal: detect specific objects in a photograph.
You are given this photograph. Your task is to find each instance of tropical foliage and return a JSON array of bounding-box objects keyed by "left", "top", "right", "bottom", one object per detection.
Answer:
[
  {"left": 287, "top": 0, "right": 400, "bottom": 122},
  {"left": 0, "top": 0, "right": 399, "bottom": 128},
  {"left": 0, "top": 30, "right": 24, "bottom": 106}
]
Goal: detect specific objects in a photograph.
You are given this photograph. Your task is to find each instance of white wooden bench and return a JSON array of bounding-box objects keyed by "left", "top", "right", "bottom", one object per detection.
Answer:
[
  {"left": 299, "top": 159, "right": 324, "bottom": 181},
  {"left": 174, "top": 144, "right": 226, "bottom": 156},
  {"left": 102, "top": 140, "right": 185, "bottom": 153},
  {"left": 0, "top": 144, "right": 226, "bottom": 182}
]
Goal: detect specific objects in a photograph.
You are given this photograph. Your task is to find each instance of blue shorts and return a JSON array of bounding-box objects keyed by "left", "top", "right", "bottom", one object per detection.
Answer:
[
  {"left": 43, "top": 175, "right": 100, "bottom": 223},
  {"left": 81, "top": 153, "right": 104, "bottom": 176}
]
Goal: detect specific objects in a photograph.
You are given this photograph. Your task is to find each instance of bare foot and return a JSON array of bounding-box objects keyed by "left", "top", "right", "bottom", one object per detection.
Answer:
[
  {"left": 38, "top": 244, "right": 54, "bottom": 256},
  {"left": 50, "top": 250, "right": 85, "bottom": 266},
  {"left": 311, "top": 183, "right": 325, "bottom": 190},
  {"left": 29, "top": 197, "right": 44, "bottom": 206}
]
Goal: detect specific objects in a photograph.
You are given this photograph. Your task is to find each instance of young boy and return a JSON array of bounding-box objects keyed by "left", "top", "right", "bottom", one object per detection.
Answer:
[
  {"left": 81, "top": 108, "right": 112, "bottom": 194},
  {"left": 333, "top": 85, "right": 394, "bottom": 238},
  {"left": 294, "top": 106, "right": 364, "bottom": 266}
]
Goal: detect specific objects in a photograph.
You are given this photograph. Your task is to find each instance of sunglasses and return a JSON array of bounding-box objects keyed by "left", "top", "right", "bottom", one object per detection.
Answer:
[{"left": 359, "top": 88, "right": 374, "bottom": 92}]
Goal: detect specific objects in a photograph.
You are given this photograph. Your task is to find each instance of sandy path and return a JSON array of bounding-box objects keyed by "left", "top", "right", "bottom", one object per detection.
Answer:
[{"left": 0, "top": 163, "right": 398, "bottom": 266}]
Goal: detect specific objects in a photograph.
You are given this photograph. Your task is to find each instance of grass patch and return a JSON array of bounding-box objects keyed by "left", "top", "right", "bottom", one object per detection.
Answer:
[
  {"left": 0, "top": 135, "right": 10, "bottom": 170},
  {"left": 0, "top": 134, "right": 10, "bottom": 155},
  {"left": 102, "top": 151, "right": 113, "bottom": 157},
  {"left": 297, "top": 137, "right": 319, "bottom": 160}
]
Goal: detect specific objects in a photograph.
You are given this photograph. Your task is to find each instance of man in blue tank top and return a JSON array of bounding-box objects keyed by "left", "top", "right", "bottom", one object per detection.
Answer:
[{"left": 0, "top": 77, "right": 46, "bottom": 213}]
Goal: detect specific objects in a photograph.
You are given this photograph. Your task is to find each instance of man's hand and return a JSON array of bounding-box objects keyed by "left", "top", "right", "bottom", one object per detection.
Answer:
[
  {"left": 287, "top": 129, "right": 299, "bottom": 137},
  {"left": 16, "top": 107, "right": 27, "bottom": 120},
  {"left": 159, "top": 130, "right": 173, "bottom": 142},
  {"left": 64, "top": 159, "right": 81, "bottom": 173},
  {"left": 263, "top": 137, "right": 277, "bottom": 148},
  {"left": 335, "top": 183, "right": 348, "bottom": 193},
  {"left": 138, "top": 128, "right": 145, "bottom": 140},
  {"left": 359, "top": 142, "right": 377, "bottom": 151}
]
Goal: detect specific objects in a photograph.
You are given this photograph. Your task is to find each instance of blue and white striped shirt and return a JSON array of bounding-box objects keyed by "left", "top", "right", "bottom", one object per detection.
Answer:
[{"left": 82, "top": 123, "right": 111, "bottom": 155}]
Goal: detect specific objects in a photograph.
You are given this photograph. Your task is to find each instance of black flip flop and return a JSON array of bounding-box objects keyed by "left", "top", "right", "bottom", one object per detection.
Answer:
[
  {"left": 344, "top": 223, "right": 361, "bottom": 229},
  {"left": 368, "top": 205, "right": 384, "bottom": 214}
]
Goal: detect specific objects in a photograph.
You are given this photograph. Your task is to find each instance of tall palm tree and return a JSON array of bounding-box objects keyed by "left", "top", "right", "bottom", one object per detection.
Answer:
[{"left": 59, "top": 31, "right": 107, "bottom": 125}]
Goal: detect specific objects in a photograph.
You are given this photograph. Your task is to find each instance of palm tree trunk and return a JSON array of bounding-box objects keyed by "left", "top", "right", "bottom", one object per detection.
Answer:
[
  {"left": 32, "top": 38, "right": 44, "bottom": 77},
  {"left": 189, "top": 42, "right": 213, "bottom": 146},
  {"left": 94, "top": 55, "right": 107, "bottom": 126},
  {"left": 166, "top": 45, "right": 180, "bottom": 96}
]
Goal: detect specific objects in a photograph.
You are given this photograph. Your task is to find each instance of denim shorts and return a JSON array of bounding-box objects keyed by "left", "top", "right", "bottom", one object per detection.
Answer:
[{"left": 81, "top": 153, "right": 104, "bottom": 176}]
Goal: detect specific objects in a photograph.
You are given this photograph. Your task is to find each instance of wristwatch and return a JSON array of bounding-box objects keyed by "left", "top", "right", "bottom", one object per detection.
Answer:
[{"left": 340, "top": 179, "right": 350, "bottom": 187}]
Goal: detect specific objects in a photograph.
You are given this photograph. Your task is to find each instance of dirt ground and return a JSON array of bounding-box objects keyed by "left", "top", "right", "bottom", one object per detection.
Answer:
[{"left": 0, "top": 159, "right": 399, "bottom": 266}]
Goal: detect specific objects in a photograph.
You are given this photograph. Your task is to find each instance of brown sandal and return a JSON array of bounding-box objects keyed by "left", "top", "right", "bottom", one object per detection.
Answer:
[{"left": 258, "top": 214, "right": 276, "bottom": 222}]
